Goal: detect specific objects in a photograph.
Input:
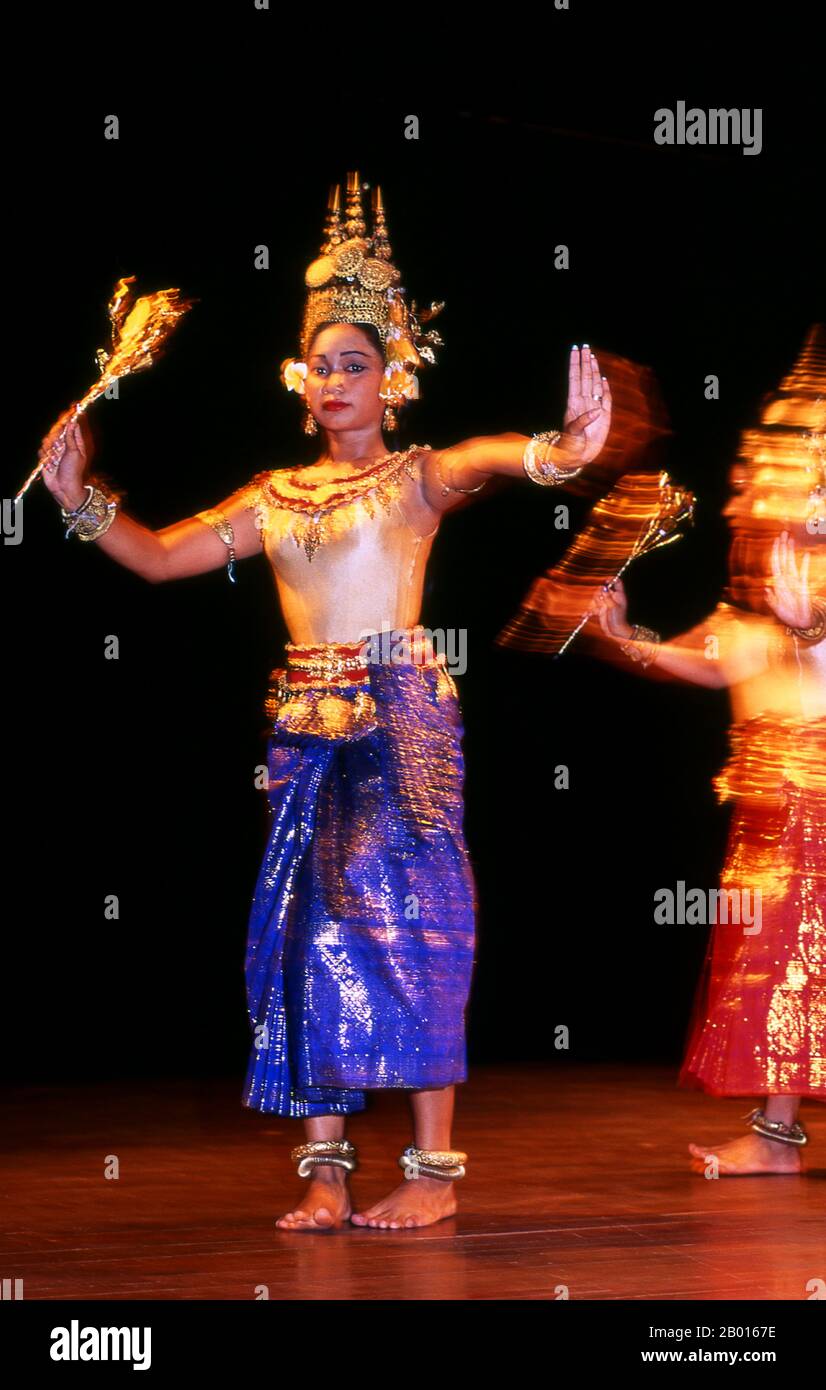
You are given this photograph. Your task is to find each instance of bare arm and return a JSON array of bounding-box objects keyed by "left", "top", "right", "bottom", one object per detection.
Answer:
[
  {"left": 38, "top": 410, "right": 262, "bottom": 583},
  {"left": 419, "top": 345, "right": 612, "bottom": 512},
  {"left": 151, "top": 487, "right": 262, "bottom": 582},
  {"left": 590, "top": 581, "right": 771, "bottom": 688},
  {"left": 418, "top": 434, "right": 534, "bottom": 514},
  {"left": 64, "top": 483, "right": 262, "bottom": 583}
]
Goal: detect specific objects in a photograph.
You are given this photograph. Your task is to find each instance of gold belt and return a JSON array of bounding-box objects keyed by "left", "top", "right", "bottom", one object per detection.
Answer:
[{"left": 264, "top": 627, "right": 456, "bottom": 738}]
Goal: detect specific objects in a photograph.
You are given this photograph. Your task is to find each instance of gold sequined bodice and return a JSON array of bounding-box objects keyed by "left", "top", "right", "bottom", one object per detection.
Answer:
[{"left": 250, "top": 445, "right": 440, "bottom": 645}]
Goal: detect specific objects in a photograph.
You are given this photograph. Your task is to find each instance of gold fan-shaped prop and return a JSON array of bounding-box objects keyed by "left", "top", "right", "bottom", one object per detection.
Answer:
[{"left": 16, "top": 275, "right": 197, "bottom": 503}]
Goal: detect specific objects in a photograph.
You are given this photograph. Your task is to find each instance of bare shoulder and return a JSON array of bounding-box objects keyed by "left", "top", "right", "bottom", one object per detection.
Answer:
[
  {"left": 399, "top": 445, "right": 446, "bottom": 530},
  {"left": 412, "top": 444, "right": 445, "bottom": 500}
]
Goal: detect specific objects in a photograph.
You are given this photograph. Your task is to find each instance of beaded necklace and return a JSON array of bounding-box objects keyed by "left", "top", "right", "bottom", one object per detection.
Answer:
[{"left": 252, "top": 443, "right": 431, "bottom": 562}]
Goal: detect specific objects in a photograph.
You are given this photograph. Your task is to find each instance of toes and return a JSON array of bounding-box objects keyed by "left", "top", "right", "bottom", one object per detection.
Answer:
[
  {"left": 404, "top": 1216, "right": 416, "bottom": 1227},
  {"left": 362, "top": 1208, "right": 388, "bottom": 1226},
  {"left": 278, "top": 1208, "right": 308, "bottom": 1223},
  {"left": 689, "top": 1144, "right": 715, "bottom": 1160}
]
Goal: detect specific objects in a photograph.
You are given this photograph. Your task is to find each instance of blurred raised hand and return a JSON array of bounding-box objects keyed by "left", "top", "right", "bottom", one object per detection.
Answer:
[{"left": 764, "top": 531, "right": 814, "bottom": 629}]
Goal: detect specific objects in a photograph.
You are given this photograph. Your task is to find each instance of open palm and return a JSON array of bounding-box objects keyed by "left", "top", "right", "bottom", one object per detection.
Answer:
[
  {"left": 563, "top": 346, "right": 612, "bottom": 462},
  {"left": 765, "top": 531, "right": 813, "bottom": 628}
]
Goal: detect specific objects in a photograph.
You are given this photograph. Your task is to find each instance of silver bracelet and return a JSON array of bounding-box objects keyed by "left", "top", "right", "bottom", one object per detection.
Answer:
[
  {"left": 61, "top": 484, "right": 95, "bottom": 519},
  {"left": 619, "top": 624, "right": 661, "bottom": 669},
  {"left": 522, "top": 431, "right": 583, "bottom": 486},
  {"left": 60, "top": 482, "right": 120, "bottom": 541}
]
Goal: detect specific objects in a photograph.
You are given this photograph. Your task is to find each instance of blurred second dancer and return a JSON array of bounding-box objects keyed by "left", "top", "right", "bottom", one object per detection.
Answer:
[{"left": 591, "top": 326, "right": 825, "bottom": 1176}]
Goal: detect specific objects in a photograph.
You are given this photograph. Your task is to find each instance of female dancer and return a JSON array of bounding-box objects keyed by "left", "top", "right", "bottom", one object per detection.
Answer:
[
  {"left": 38, "top": 172, "right": 612, "bottom": 1230},
  {"left": 590, "top": 354, "right": 825, "bottom": 1176}
]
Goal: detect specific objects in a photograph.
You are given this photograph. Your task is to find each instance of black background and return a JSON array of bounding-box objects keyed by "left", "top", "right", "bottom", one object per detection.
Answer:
[{"left": 4, "top": 28, "right": 824, "bottom": 1096}]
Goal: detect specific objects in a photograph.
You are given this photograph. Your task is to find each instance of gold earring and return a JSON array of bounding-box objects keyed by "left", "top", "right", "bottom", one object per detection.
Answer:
[
  {"left": 303, "top": 404, "right": 318, "bottom": 436},
  {"left": 383, "top": 405, "right": 398, "bottom": 431}
]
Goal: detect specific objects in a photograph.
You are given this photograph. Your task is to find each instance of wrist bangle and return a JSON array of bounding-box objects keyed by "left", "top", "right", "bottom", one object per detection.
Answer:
[
  {"left": 60, "top": 479, "right": 120, "bottom": 541},
  {"left": 620, "top": 624, "right": 661, "bottom": 668},
  {"left": 785, "top": 599, "right": 826, "bottom": 645},
  {"left": 61, "top": 484, "right": 95, "bottom": 518},
  {"left": 522, "top": 431, "right": 584, "bottom": 486}
]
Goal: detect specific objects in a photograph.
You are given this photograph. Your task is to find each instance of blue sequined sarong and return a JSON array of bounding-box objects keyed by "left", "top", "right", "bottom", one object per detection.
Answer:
[{"left": 241, "top": 627, "right": 478, "bottom": 1116}]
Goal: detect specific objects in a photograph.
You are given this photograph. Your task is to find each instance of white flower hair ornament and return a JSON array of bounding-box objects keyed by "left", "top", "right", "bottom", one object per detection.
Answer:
[{"left": 280, "top": 358, "right": 308, "bottom": 395}]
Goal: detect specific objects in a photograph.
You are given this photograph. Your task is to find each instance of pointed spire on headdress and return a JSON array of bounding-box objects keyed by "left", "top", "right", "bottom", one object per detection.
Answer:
[
  {"left": 778, "top": 322, "right": 825, "bottom": 398},
  {"left": 320, "top": 183, "right": 344, "bottom": 253},
  {"left": 372, "top": 185, "right": 392, "bottom": 263},
  {"left": 343, "top": 170, "right": 367, "bottom": 240},
  {"left": 761, "top": 322, "right": 825, "bottom": 428}
]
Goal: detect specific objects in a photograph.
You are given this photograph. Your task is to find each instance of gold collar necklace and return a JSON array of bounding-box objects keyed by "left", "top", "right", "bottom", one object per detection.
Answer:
[{"left": 253, "top": 443, "right": 430, "bottom": 561}]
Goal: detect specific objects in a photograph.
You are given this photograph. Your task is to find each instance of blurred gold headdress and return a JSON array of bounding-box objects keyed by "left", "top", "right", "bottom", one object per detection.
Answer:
[
  {"left": 727, "top": 323, "right": 826, "bottom": 530},
  {"left": 281, "top": 170, "right": 444, "bottom": 427}
]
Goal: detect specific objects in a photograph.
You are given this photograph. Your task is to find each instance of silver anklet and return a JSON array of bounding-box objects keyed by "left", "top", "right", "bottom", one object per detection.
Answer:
[
  {"left": 397, "top": 1145, "right": 467, "bottom": 1180},
  {"left": 743, "top": 1107, "right": 807, "bottom": 1146},
  {"left": 290, "top": 1139, "right": 359, "bottom": 1176}
]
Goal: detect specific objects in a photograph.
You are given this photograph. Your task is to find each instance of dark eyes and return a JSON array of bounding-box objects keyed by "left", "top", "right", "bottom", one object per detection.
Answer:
[{"left": 313, "top": 364, "right": 365, "bottom": 374}]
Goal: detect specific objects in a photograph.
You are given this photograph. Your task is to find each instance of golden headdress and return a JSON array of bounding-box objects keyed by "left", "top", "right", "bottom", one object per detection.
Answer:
[
  {"left": 726, "top": 323, "right": 826, "bottom": 529},
  {"left": 723, "top": 324, "right": 825, "bottom": 613},
  {"left": 280, "top": 171, "right": 444, "bottom": 416}
]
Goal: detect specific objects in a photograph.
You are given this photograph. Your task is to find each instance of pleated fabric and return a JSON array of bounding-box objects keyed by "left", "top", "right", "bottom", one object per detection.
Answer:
[
  {"left": 242, "top": 634, "right": 478, "bottom": 1116},
  {"left": 679, "top": 714, "right": 826, "bottom": 1100}
]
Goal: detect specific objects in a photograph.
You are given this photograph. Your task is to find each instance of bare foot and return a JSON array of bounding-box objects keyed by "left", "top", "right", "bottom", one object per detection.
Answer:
[
  {"left": 275, "top": 1172, "right": 352, "bottom": 1231},
  {"left": 689, "top": 1133, "right": 803, "bottom": 1176},
  {"left": 350, "top": 1175, "right": 458, "bottom": 1229}
]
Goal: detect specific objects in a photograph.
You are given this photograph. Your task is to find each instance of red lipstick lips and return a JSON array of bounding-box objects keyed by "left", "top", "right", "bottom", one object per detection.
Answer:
[{"left": 322, "top": 401, "right": 350, "bottom": 412}]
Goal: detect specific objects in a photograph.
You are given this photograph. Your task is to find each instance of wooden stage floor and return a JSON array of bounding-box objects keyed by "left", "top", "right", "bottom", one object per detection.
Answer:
[{"left": 2, "top": 1065, "right": 823, "bottom": 1301}]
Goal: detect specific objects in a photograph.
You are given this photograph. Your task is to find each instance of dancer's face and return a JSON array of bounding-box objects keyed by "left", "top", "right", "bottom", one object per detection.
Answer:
[{"left": 304, "top": 324, "right": 385, "bottom": 435}]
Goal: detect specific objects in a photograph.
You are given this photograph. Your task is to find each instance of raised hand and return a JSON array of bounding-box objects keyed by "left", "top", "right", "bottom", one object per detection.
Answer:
[
  {"left": 562, "top": 345, "right": 612, "bottom": 464},
  {"left": 764, "top": 531, "right": 813, "bottom": 629}
]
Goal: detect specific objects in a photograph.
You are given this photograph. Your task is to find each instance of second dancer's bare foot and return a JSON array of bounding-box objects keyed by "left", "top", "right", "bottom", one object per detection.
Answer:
[
  {"left": 688, "top": 1134, "right": 803, "bottom": 1176},
  {"left": 350, "top": 1176, "right": 458, "bottom": 1228},
  {"left": 275, "top": 1173, "right": 352, "bottom": 1231}
]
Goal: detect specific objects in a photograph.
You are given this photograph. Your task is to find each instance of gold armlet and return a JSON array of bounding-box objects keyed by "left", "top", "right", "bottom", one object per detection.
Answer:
[{"left": 196, "top": 508, "right": 237, "bottom": 583}]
